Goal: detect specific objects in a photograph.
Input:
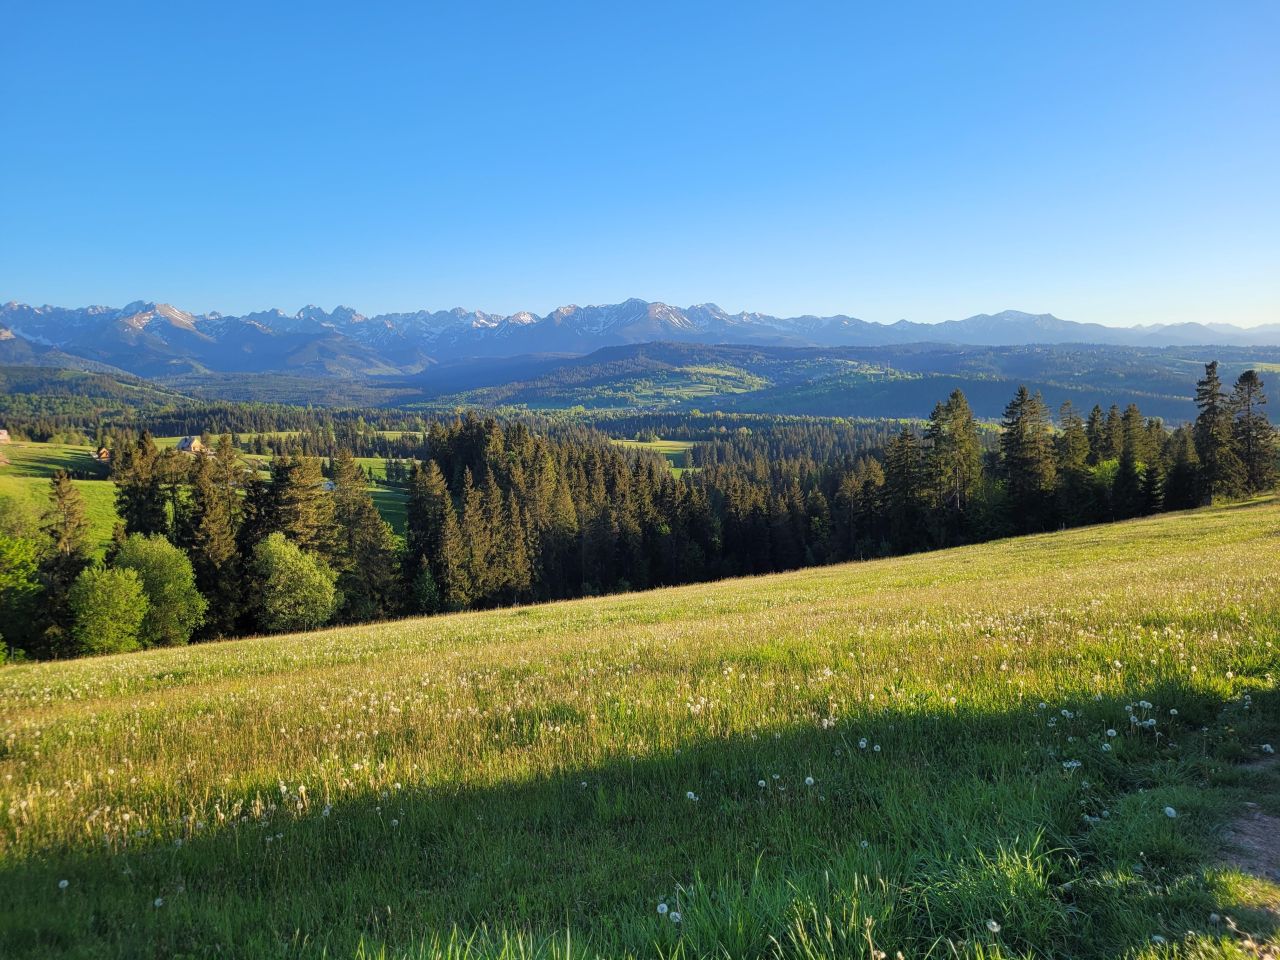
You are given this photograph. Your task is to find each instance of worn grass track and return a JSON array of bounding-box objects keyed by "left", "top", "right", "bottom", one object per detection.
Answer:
[{"left": 2, "top": 501, "right": 1279, "bottom": 958}]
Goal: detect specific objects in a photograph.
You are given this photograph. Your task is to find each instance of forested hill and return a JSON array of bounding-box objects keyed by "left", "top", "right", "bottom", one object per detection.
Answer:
[{"left": 3, "top": 361, "right": 1274, "bottom": 663}]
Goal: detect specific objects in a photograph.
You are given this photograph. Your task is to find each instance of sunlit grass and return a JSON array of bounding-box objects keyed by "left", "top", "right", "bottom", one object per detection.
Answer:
[{"left": 1, "top": 500, "right": 1278, "bottom": 958}]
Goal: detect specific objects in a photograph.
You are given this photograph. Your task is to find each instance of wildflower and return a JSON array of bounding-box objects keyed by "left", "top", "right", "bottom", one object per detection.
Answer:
[
  {"left": 1101, "top": 743, "right": 1111, "bottom": 752},
  {"left": 986, "top": 919, "right": 1002, "bottom": 933},
  {"left": 804, "top": 776, "right": 815, "bottom": 786},
  {"left": 154, "top": 897, "right": 165, "bottom": 908},
  {"left": 1262, "top": 744, "right": 1275, "bottom": 754},
  {"left": 657, "top": 902, "right": 669, "bottom": 915},
  {"left": 860, "top": 839, "right": 869, "bottom": 848},
  {"left": 669, "top": 911, "right": 682, "bottom": 923},
  {"left": 1169, "top": 709, "right": 1178, "bottom": 716},
  {"left": 686, "top": 791, "right": 698, "bottom": 801},
  {"left": 58, "top": 879, "right": 69, "bottom": 890},
  {"left": 873, "top": 744, "right": 881, "bottom": 752},
  {"left": 858, "top": 738, "right": 868, "bottom": 749},
  {"left": 390, "top": 819, "right": 399, "bottom": 827},
  {"left": 1164, "top": 806, "right": 1177, "bottom": 818},
  {"left": 1106, "top": 729, "right": 1117, "bottom": 737},
  {"left": 758, "top": 780, "right": 766, "bottom": 788}
]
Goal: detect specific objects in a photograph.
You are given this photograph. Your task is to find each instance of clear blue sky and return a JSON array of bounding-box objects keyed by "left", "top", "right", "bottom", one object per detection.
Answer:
[{"left": 2, "top": 1, "right": 1276, "bottom": 326}]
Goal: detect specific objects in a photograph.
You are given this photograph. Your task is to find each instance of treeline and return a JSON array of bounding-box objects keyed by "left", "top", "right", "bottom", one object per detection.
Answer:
[{"left": 1, "top": 363, "right": 1273, "bottom": 661}]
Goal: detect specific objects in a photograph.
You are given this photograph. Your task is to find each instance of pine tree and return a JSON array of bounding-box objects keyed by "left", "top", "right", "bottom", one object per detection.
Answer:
[
  {"left": 1085, "top": 405, "right": 1107, "bottom": 466},
  {"left": 1194, "top": 361, "right": 1245, "bottom": 502},
  {"left": 37, "top": 470, "right": 93, "bottom": 657},
  {"left": 263, "top": 456, "right": 338, "bottom": 557},
  {"left": 999, "top": 387, "right": 1057, "bottom": 530},
  {"left": 437, "top": 490, "right": 471, "bottom": 610},
  {"left": 882, "top": 428, "right": 925, "bottom": 551},
  {"left": 923, "top": 389, "right": 982, "bottom": 544},
  {"left": 1055, "top": 402, "right": 1097, "bottom": 524},
  {"left": 1230, "top": 370, "right": 1276, "bottom": 494},
  {"left": 458, "top": 469, "right": 497, "bottom": 604},
  {"left": 178, "top": 436, "right": 247, "bottom": 638},
  {"left": 113, "top": 432, "right": 168, "bottom": 536},
  {"left": 1162, "top": 425, "right": 1201, "bottom": 510},
  {"left": 331, "top": 451, "right": 401, "bottom": 621},
  {"left": 1112, "top": 432, "right": 1144, "bottom": 519}
]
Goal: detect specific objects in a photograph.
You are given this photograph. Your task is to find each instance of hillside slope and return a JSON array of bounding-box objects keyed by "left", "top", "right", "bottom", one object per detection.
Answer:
[{"left": 2, "top": 502, "right": 1279, "bottom": 958}]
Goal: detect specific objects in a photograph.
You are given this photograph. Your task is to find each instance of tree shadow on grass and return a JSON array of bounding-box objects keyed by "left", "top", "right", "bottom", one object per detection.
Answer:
[{"left": 2, "top": 680, "right": 1277, "bottom": 960}]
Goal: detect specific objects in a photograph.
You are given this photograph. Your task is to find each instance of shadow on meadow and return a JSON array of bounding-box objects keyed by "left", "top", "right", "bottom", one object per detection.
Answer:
[{"left": 3, "top": 679, "right": 1277, "bottom": 960}]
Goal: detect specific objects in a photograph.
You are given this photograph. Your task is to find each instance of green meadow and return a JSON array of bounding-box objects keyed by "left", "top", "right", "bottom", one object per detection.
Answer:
[
  {"left": 1, "top": 500, "right": 1278, "bottom": 958},
  {"left": 1, "top": 440, "right": 409, "bottom": 538},
  {"left": 0, "top": 442, "right": 116, "bottom": 554}
]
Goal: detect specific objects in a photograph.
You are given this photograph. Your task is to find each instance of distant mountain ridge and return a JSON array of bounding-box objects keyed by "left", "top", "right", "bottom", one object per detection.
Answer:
[{"left": 2, "top": 297, "right": 1278, "bottom": 378}]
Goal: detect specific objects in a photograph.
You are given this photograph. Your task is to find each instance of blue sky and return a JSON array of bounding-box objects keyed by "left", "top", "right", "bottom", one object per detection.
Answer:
[{"left": 2, "top": 1, "right": 1276, "bottom": 326}]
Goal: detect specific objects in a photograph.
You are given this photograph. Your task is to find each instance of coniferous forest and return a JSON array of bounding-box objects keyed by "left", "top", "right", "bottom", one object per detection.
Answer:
[{"left": 1, "top": 361, "right": 1274, "bottom": 660}]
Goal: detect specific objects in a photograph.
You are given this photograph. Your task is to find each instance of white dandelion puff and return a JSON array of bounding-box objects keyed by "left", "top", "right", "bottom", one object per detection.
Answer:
[
  {"left": 986, "top": 919, "right": 1001, "bottom": 933},
  {"left": 657, "top": 902, "right": 669, "bottom": 915},
  {"left": 1164, "top": 806, "right": 1177, "bottom": 818},
  {"left": 58, "top": 879, "right": 69, "bottom": 890}
]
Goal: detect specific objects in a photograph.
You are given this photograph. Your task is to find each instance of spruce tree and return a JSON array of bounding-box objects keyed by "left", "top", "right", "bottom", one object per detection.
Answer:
[
  {"left": 1056, "top": 402, "right": 1096, "bottom": 524},
  {"left": 999, "top": 387, "right": 1057, "bottom": 530},
  {"left": 882, "top": 427, "right": 925, "bottom": 551},
  {"left": 330, "top": 451, "right": 401, "bottom": 621},
  {"left": 1230, "top": 370, "right": 1276, "bottom": 494},
  {"left": 179, "top": 436, "right": 247, "bottom": 638},
  {"left": 923, "top": 389, "right": 982, "bottom": 544},
  {"left": 1194, "top": 361, "right": 1245, "bottom": 502},
  {"left": 37, "top": 471, "right": 93, "bottom": 657},
  {"left": 113, "top": 432, "right": 168, "bottom": 536},
  {"left": 263, "top": 456, "right": 338, "bottom": 557}
]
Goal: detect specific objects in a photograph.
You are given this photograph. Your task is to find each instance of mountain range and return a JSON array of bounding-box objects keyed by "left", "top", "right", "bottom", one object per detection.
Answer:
[{"left": 2, "top": 297, "right": 1278, "bottom": 378}]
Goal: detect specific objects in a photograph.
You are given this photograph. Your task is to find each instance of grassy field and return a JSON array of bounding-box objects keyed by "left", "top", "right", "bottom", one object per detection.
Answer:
[
  {"left": 0, "top": 442, "right": 117, "bottom": 554},
  {"left": 0, "top": 440, "right": 409, "bottom": 538},
  {"left": 611, "top": 438, "right": 696, "bottom": 473},
  {"left": 2, "top": 502, "right": 1278, "bottom": 958}
]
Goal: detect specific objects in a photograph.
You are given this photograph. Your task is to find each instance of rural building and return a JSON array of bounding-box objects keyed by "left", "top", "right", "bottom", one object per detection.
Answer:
[
  {"left": 94, "top": 447, "right": 112, "bottom": 462},
  {"left": 175, "top": 436, "right": 206, "bottom": 454},
  {"left": 0, "top": 429, "right": 10, "bottom": 444}
]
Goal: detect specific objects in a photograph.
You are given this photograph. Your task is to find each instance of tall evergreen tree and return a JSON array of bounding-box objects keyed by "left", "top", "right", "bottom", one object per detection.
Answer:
[
  {"left": 331, "top": 451, "right": 401, "bottom": 622},
  {"left": 178, "top": 435, "right": 247, "bottom": 638},
  {"left": 263, "top": 456, "right": 338, "bottom": 557},
  {"left": 1230, "top": 370, "right": 1276, "bottom": 494},
  {"left": 1194, "top": 361, "right": 1245, "bottom": 502},
  {"left": 923, "top": 389, "right": 982, "bottom": 544},
  {"left": 999, "top": 387, "right": 1057, "bottom": 530},
  {"left": 1056, "top": 402, "right": 1096, "bottom": 524},
  {"left": 882, "top": 428, "right": 926, "bottom": 551},
  {"left": 36, "top": 471, "right": 93, "bottom": 657},
  {"left": 113, "top": 432, "right": 168, "bottom": 536},
  {"left": 1162, "top": 425, "right": 1201, "bottom": 510}
]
